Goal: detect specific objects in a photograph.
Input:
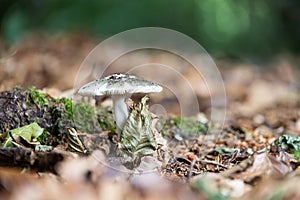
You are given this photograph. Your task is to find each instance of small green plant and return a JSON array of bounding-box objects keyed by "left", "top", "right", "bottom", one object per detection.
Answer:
[
  {"left": 275, "top": 134, "right": 300, "bottom": 151},
  {"left": 275, "top": 134, "right": 300, "bottom": 160}
]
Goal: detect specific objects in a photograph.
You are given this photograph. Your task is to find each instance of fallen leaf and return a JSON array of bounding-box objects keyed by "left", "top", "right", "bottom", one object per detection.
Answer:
[
  {"left": 120, "top": 96, "right": 157, "bottom": 159},
  {"left": 2, "top": 122, "right": 43, "bottom": 147}
]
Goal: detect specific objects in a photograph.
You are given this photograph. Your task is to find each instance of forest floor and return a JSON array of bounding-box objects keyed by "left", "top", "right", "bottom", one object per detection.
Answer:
[{"left": 0, "top": 34, "right": 300, "bottom": 200}]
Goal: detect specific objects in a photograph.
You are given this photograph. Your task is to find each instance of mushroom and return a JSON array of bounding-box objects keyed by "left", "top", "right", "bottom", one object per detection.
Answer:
[{"left": 78, "top": 73, "right": 163, "bottom": 134}]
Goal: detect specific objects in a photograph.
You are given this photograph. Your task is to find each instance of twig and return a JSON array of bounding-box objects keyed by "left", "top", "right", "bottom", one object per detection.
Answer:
[
  {"left": 195, "top": 159, "right": 228, "bottom": 169},
  {"left": 188, "top": 159, "right": 197, "bottom": 179}
]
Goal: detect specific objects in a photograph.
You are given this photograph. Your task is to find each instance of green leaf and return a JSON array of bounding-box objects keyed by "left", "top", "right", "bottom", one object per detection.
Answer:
[
  {"left": 2, "top": 122, "right": 44, "bottom": 147},
  {"left": 275, "top": 134, "right": 300, "bottom": 151},
  {"left": 120, "top": 96, "right": 157, "bottom": 159},
  {"left": 293, "top": 149, "right": 300, "bottom": 160},
  {"left": 275, "top": 134, "right": 300, "bottom": 160}
]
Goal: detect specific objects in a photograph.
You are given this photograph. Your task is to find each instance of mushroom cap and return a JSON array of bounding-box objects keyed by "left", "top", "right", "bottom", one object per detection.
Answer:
[{"left": 78, "top": 73, "right": 163, "bottom": 96}]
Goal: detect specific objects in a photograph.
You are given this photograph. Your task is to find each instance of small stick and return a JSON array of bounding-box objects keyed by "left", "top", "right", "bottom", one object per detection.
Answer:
[
  {"left": 196, "top": 159, "right": 228, "bottom": 169},
  {"left": 188, "top": 159, "right": 197, "bottom": 179}
]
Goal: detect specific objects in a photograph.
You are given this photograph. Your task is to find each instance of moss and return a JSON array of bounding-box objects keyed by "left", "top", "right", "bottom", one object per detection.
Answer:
[
  {"left": 53, "top": 97, "right": 113, "bottom": 133},
  {"left": 61, "top": 97, "right": 73, "bottom": 118},
  {"left": 173, "top": 117, "right": 207, "bottom": 134},
  {"left": 36, "top": 131, "right": 50, "bottom": 144},
  {"left": 26, "top": 87, "right": 49, "bottom": 107},
  {"left": 0, "top": 87, "right": 116, "bottom": 147},
  {"left": 161, "top": 117, "right": 208, "bottom": 139},
  {"left": 97, "top": 107, "right": 115, "bottom": 132},
  {"left": 73, "top": 102, "right": 102, "bottom": 133}
]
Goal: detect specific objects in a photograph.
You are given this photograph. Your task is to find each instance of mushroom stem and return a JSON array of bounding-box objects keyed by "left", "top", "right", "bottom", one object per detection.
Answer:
[{"left": 112, "top": 94, "right": 129, "bottom": 136}]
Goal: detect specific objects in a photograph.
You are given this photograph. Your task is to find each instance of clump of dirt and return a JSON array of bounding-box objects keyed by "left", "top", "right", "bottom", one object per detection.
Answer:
[
  {"left": 0, "top": 87, "right": 113, "bottom": 146},
  {"left": 0, "top": 87, "right": 53, "bottom": 136}
]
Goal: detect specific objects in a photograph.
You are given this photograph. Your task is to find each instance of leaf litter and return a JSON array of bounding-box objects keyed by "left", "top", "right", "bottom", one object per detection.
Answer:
[
  {"left": 0, "top": 38, "right": 300, "bottom": 199},
  {"left": 0, "top": 81, "right": 299, "bottom": 199}
]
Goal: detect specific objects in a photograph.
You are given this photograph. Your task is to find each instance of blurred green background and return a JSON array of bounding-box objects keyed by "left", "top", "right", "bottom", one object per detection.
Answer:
[{"left": 1, "top": 0, "right": 300, "bottom": 58}]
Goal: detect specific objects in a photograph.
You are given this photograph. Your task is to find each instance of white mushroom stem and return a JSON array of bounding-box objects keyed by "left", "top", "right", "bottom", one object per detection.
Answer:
[{"left": 112, "top": 94, "right": 129, "bottom": 136}]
